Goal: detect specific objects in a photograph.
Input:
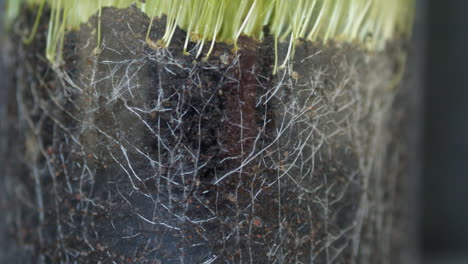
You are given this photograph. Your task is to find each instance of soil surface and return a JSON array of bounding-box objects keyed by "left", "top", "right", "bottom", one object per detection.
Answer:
[{"left": 1, "top": 5, "right": 414, "bottom": 264}]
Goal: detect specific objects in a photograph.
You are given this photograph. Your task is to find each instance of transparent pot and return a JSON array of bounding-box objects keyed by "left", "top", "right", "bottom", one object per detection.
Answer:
[{"left": 0, "top": 1, "right": 418, "bottom": 263}]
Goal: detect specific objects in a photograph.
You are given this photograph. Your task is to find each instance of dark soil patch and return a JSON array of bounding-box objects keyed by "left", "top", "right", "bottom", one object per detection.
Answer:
[{"left": 1, "top": 5, "right": 412, "bottom": 264}]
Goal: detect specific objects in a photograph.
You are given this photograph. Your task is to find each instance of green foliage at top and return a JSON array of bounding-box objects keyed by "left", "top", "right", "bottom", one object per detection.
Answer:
[{"left": 6, "top": 0, "right": 415, "bottom": 68}]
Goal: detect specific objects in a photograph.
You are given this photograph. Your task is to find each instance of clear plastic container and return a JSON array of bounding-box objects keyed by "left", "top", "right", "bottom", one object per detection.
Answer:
[{"left": 0, "top": 1, "right": 417, "bottom": 263}]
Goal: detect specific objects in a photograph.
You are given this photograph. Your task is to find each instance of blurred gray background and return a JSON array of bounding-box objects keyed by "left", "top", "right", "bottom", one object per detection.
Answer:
[{"left": 423, "top": 0, "right": 468, "bottom": 263}]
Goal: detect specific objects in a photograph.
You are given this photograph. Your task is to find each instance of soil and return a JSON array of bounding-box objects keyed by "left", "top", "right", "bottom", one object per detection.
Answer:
[{"left": 0, "top": 5, "right": 414, "bottom": 264}]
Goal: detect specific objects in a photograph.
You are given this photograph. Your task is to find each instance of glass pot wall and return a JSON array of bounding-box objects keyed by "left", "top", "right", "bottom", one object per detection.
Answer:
[{"left": 0, "top": 1, "right": 417, "bottom": 263}]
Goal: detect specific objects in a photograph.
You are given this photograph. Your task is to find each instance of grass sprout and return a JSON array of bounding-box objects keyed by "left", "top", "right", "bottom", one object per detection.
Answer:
[{"left": 6, "top": 0, "right": 415, "bottom": 68}]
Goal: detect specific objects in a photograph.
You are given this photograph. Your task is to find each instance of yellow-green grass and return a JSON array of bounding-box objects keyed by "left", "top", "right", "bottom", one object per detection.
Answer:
[{"left": 6, "top": 0, "right": 415, "bottom": 69}]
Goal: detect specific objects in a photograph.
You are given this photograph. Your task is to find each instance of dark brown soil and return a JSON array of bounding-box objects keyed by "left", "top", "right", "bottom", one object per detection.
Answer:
[{"left": 0, "top": 5, "right": 414, "bottom": 264}]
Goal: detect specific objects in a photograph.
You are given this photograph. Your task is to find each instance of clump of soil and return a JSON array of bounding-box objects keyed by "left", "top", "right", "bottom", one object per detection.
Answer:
[{"left": 1, "top": 5, "right": 413, "bottom": 264}]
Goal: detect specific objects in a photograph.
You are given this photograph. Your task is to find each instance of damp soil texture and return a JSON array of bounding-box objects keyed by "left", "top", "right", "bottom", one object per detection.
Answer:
[{"left": 0, "top": 6, "right": 415, "bottom": 264}]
